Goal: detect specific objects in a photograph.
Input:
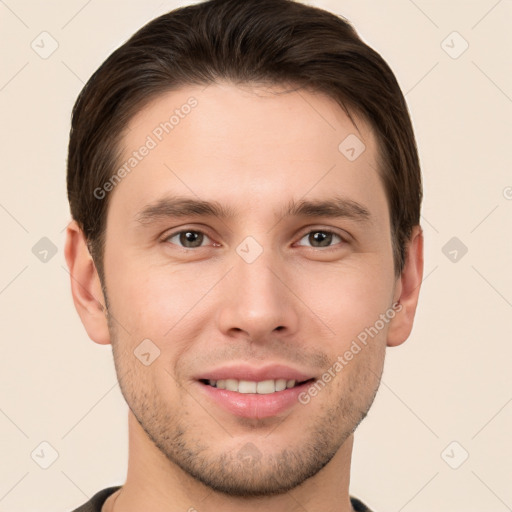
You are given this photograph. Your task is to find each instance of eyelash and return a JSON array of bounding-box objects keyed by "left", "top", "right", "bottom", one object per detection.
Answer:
[{"left": 163, "top": 228, "right": 347, "bottom": 250}]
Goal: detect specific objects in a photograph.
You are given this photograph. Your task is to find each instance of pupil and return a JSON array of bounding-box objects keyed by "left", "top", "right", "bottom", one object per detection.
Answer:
[
  {"left": 180, "top": 231, "right": 203, "bottom": 247},
  {"left": 310, "top": 231, "right": 331, "bottom": 247}
]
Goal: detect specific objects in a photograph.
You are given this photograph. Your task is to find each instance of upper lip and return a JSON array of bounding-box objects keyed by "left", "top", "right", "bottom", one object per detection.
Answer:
[{"left": 195, "top": 364, "right": 315, "bottom": 383}]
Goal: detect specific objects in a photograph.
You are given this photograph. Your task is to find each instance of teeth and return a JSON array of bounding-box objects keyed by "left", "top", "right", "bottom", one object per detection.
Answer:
[
  {"left": 225, "top": 379, "right": 238, "bottom": 392},
  {"left": 256, "top": 380, "right": 275, "bottom": 394},
  {"left": 275, "top": 379, "right": 287, "bottom": 391},
  {"left": 207, "top": 378, "right": 299, "bottom": 394},
  {"left": 239, "top": 380, "right": 257, "bottom": 393}
]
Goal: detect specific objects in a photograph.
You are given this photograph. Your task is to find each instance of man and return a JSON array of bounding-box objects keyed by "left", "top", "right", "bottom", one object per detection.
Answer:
[{"left": 64, "top": 0, "right": 423, "bottom": 510}]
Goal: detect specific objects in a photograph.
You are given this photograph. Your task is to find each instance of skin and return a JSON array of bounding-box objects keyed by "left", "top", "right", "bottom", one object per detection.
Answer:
[{"left": 65, "top": 82, "right": 423, "bottom": 512}]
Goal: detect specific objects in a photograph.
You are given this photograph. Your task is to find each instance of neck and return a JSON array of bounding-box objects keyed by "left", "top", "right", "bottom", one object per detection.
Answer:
[{"left": 114, "top": 411, "right": 355, "bottom": 512}]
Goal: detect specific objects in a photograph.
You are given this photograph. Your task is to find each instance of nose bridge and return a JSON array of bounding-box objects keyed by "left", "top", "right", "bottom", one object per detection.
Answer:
[
  {"left": 216, "top": 242, "right": 299, "bottom": 339},
  {"left": 238, "top": 252, "right": 280, "bottom": 311}
]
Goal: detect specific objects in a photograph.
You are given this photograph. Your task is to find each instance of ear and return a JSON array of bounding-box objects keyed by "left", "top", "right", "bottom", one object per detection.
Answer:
[
  {"left": 386, "top": 225, "right": 424, "bottom": 347},
  {"left": 64, "top": 220, "right": 111, "bottom": 345}
]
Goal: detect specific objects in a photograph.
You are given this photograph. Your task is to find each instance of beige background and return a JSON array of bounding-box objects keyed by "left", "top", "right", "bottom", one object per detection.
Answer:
[{"left": 1, "top": 0, "right": 511, "bottom": 511}]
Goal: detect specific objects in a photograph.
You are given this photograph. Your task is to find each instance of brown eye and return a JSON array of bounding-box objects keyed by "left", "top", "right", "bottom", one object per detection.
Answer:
[
  {"left": 297, "top": 230, "right": 343, "bottom": 248},
  {"left": 166, "top": 230, "right": 208, "bottom": 248}
]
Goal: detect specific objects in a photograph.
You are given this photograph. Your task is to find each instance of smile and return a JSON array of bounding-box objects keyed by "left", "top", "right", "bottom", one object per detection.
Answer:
[{"left": 203, "top": 378, "right": 311, "bottom": 394}]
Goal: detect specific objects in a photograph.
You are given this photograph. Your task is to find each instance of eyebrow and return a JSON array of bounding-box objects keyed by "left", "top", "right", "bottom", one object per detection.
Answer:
[{"left": 134, "top": 195, "right": 372, "bottom": 225}]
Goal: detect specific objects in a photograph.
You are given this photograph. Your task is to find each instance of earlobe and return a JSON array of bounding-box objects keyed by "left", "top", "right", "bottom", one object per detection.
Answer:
[
  {"left": 64, "top": 220, "right": 111, "bottom": 345},
  {"left": 386, "top": 225, "right": 424, "bottom": 347}
]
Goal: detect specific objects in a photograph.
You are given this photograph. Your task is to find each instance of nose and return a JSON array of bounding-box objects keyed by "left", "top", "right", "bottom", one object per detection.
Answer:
[{"left": 216, "top": 249, "right": 300, "bottom": 343}]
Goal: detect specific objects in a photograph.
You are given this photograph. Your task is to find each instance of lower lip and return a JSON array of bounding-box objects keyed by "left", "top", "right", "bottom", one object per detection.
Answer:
[{"left": 197, "top": 381, "right": 313, "bottom": 419}]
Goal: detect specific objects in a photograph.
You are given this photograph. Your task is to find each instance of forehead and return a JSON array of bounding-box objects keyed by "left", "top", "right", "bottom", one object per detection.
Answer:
[{"left": 108, "top": 81, "right": 387, "bottom": 225}]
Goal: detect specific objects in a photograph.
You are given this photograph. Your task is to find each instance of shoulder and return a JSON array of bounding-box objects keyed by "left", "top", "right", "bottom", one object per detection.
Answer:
[
  {"left": 350, "top": 495, "right": 375, "bottom": 512},
  {"left": 69, "top": 486, "right": 122, "bottom": 512}
]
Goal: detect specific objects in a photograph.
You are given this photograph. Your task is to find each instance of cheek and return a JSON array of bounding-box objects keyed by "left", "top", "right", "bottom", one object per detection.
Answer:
[
  {"left": 292, "top": 259, "right": 396, "bottom": 349},
  {"left": 106, "top": 260, "right": 220, "bottom": 346}
]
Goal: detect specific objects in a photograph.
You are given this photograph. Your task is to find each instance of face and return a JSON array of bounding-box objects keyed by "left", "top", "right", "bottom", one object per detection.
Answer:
[{"left": 101, "top": 82, "right": 399, "bottom": 496}]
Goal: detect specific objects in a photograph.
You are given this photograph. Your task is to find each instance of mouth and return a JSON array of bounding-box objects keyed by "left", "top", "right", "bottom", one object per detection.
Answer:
[
  {"left": 199, "top": 378, "right": 314, "bottom": 394},
  {"left": 196, "top": 370, "right": 316, "bottom": 419},
  {"left": 194, "top": 364, "right": 317, "bottom": 419}
]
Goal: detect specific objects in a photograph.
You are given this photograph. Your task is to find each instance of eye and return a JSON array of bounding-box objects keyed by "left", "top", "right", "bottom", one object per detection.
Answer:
[
  {"left": 296, "top": 230, "right": 344, "bottom": 248},
  {"left": 165, "top": 230, "right": 212, "bottom": 248}
]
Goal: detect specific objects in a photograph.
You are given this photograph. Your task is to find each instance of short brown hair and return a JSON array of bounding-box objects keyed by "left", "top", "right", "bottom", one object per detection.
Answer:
[{"left": 67, "top": 0, "right": 422, "bottom": 280}]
